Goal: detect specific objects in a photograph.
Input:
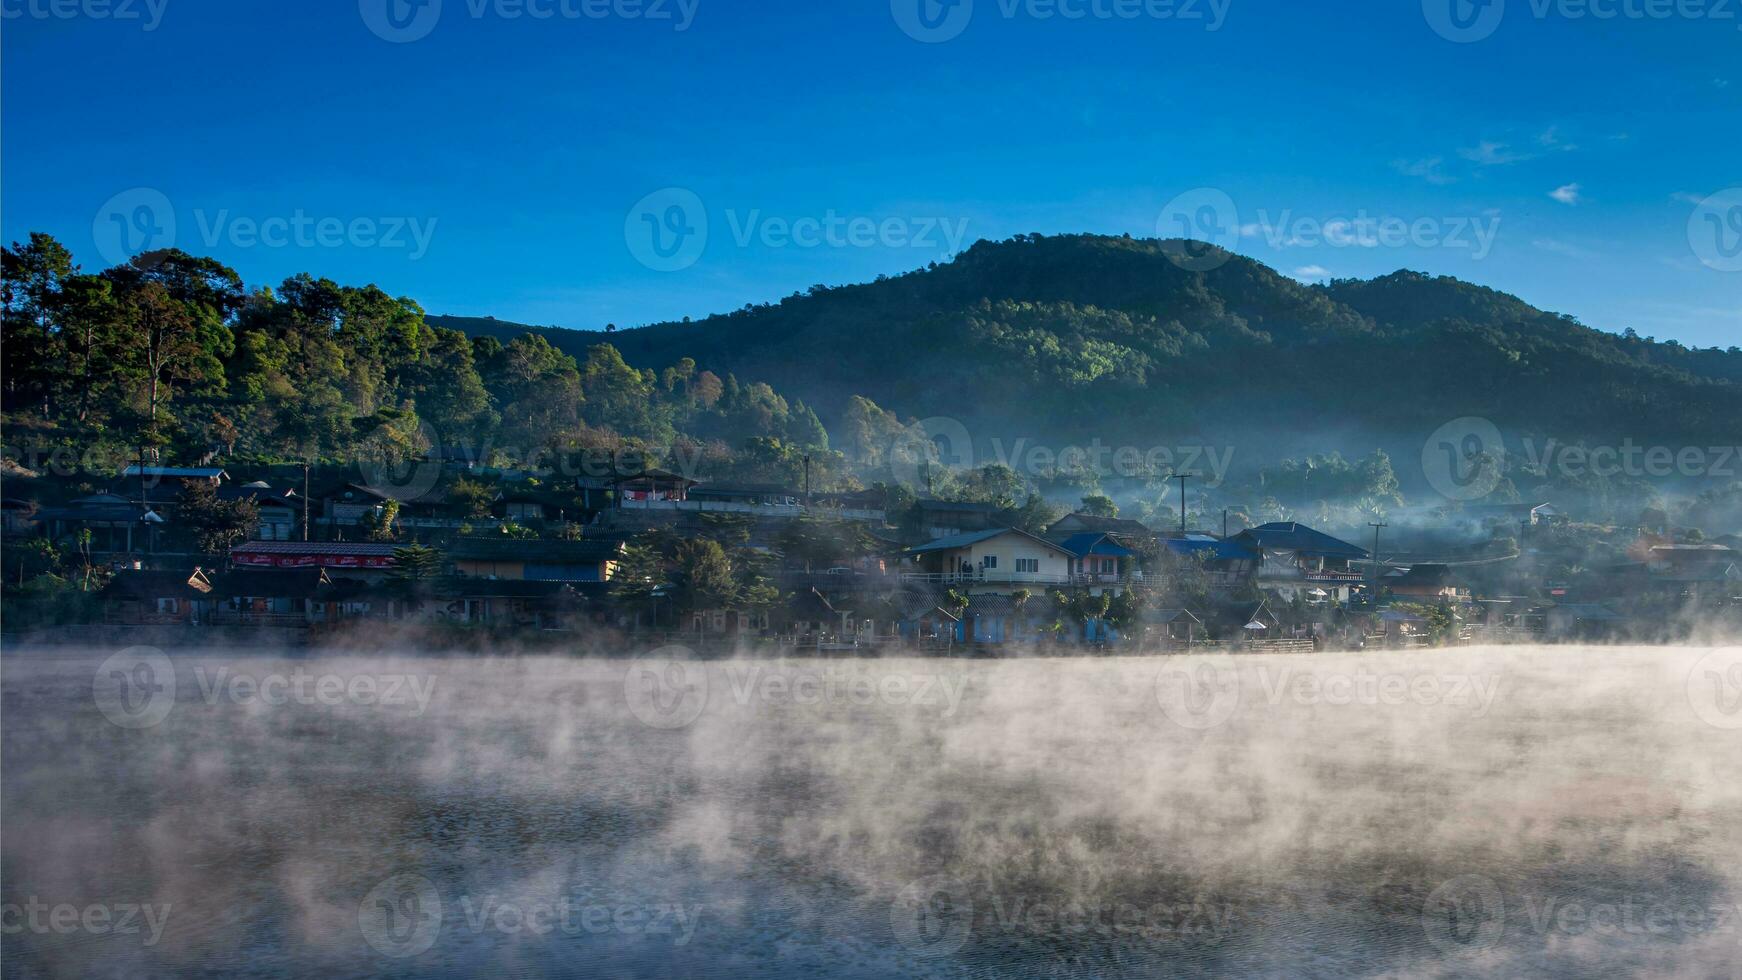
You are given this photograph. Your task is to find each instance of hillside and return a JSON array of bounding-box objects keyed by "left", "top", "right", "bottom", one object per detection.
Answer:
[{"left": 433, "top": 234, "right": 1741, "bottom": 456}]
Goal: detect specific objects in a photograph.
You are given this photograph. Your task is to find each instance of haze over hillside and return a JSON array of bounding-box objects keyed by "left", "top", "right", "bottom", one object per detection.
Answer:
[{"left": 433, "top": 234, "right": 1742, "bottom": 468}]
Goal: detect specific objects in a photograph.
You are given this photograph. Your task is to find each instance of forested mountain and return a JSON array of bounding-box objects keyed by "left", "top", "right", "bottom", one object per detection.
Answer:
[
  {"left": 434, "top": 234, "right": 1741, "bottom": 455},
  {"left": 5, "top": 229, "right": 1735, "bottom": 508}
]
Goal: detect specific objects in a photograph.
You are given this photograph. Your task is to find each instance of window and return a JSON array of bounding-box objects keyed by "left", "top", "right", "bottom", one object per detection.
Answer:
[
  {"left": 155, "top": 598, "right": 179, "bottom": 613},
  {"left": 1015, "top": 558, "right": 1039, "bottom": 573},
  {"left": 982, "top": 555, "right": 998, "bottom": 569},
  {"left": 1100, "top": 559, "right": 1115, "bottom": 574}
]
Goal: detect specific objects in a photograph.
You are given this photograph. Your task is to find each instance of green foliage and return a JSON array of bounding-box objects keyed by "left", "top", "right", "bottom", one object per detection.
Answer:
[
  {"left": 178, "top": 481, "right": 259, "bottom": 556},
  {"left": 389, "top": 543, "right": 444, "bottom": 581},
  {"left": 673, "top": 539, "right": 739, "bottom": 613},
  {"left": 1080, "top": 493, "right": 1118, "bottom": 518}
]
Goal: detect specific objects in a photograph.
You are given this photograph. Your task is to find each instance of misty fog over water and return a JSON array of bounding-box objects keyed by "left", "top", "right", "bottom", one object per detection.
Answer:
[{"left": 4, "top": 646, "right": 1741, "bottom": 978}]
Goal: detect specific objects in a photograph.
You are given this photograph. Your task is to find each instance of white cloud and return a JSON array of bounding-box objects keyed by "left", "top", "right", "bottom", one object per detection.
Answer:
[
  {"left": 1537, "top": 126, "right": 1576, "bottom": 151},
  {"left": 1549, "top": 183, "right": 1582, "bottom": 205},
  {"left": 1460, "top": 141, "right": 1533, "bottom": 166},
  {"left": 1293, "top": 265, "right": 1332, "bottom": 279},
  {"left": 1393, "top": 157, "right": 1456, "bottom": 185}
]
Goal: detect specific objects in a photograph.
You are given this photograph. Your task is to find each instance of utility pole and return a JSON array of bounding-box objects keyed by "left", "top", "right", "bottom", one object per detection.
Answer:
[
  {"left": 803, "top": 454, "right": 812, "bottom": 508},
  {"left": 1222, "top": 508, "right": 1229, "bottom": 539},
  {"left": 302, "top": 454, "right": 312, "bottom": 541},
  {"left": 1368, "top": 521, "right": 1388, "bottom": 605},
  {"left": 1173, "top": 473, "right": 1193, "bottom": 535}
]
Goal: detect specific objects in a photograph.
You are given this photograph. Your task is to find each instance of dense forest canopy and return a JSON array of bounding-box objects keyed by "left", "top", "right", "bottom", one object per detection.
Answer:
[
  {"left": 5, "top": 230, "right": 1739, "bottom": 535},
  {"left": 438, "top": 233, "right": 1741, "bottom": 457}
]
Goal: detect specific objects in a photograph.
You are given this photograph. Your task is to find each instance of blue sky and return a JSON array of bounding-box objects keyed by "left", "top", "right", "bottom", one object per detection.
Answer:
[{"left": 4, "top": 0, "right": 1739, "bottom": 347}]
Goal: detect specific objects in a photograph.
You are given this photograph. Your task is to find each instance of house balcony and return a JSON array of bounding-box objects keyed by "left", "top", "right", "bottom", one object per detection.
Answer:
[
  {"left": 900, "top": 571, "right": 1075, "bottom": 587},
  {"left": 899, "top": 571, "right": 1141, "bottom": 588}
]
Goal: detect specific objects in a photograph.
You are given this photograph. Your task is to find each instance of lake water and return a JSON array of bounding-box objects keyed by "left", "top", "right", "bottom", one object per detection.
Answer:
[{"left": 3, "top": 644, "right": 1741, "bottom": 978}]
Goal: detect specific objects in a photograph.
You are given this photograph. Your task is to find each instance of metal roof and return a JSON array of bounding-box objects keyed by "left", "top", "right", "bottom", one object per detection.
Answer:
[
  {"left": 1238, "top": 522, "right": 1369, "bottom": 560},
  {"left": 1056, "top": 532, "right": 1136, "bottom": 558},
  {"left": 231, "top": 541, "right": 399, "bottom": 556},
  {"left": 904, "top": 527, "right": 1072, "bottom": 556}
]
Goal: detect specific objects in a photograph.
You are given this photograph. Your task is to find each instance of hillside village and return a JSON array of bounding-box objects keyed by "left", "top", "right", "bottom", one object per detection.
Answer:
[{"left": 6, "top": 458, "right": 1738, "bottom": 650}]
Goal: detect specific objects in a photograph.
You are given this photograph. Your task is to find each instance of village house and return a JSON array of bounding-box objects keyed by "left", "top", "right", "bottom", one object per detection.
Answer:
[
  {"left": 449, "top": 538, "right": 624, "bottom": 582},
  {"left": 901, "top": 527, "right": 1075, "bottom": 594},
  {"left": 36, "top": 493, "right": 166, "bottom": 555},
  {"left": 913, "top": 499, "right": 1001, "bottom": 539},
  {"left": 206, "top": 568, "right": 332, "bottom": 626},
  {"left": 1044, "top": 512, "right": 1151, "bottom": 542},
  {"left": 1231, "top": 522, "right": 1369, "bottom": 603},
  {"left": 229, "top": 541, "right": 399, "bottom": 581},
  {"left": 1055, "top": 532, "right": 1137, "bottom": 589},
  {"left": 423, "top": 578, "right": 582, "bottom": 629},
  {"left": 218, "top": 481, "right": 301, "bottom": 541},
  {"left": 100, "top": 568, "right": 213, "bottom": 625},
  {"left": 1162, "top": 535, "right": 1260, "bottom": 596},
  {"left": 1645, "top": 543, "right": 1741, "bottom": 605},
  {"left": 1387, "top": 563, "right": 1472, "bottom": 602},
  {"left": 120, "top": 465, "right": 228, "bottom": 491}
]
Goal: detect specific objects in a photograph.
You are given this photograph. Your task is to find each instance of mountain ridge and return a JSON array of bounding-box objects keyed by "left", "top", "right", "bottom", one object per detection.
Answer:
[{"left": 431, "top": 234, "right": 1740, "bottom": 454}]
